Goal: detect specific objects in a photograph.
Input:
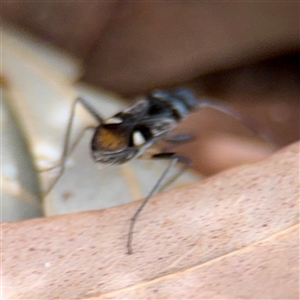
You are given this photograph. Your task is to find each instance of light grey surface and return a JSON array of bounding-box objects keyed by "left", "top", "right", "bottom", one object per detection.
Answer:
[
  {"left": 2, "top": 90, "right": 42, "bottom": 221},
  {"left": 2, "top": 25, "right": 201, "bottom": 220}
]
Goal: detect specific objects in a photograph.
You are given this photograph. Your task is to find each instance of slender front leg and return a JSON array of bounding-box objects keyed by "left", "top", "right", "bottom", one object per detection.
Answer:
[{"left": 127, "top": 153, "right": 191, "bottom": 255}]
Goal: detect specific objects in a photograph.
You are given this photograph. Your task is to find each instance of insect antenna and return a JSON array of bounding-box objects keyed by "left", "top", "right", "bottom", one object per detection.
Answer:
[{"left": 197, "top": 98, "right": 275, "bottom": 147}]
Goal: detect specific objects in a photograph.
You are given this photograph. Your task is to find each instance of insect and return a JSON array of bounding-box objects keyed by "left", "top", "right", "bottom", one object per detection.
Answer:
[{"left": 44, "top": 88, "right": 270, "bottom": 254}]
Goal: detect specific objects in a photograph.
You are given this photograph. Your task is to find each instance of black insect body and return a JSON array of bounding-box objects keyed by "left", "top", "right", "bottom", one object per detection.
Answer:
[
  {"left": 45, "top": 88, "right": 269, "bottom": 255},
  {"left": 91, "top": 89, "right": 198, "bottom": 165}
]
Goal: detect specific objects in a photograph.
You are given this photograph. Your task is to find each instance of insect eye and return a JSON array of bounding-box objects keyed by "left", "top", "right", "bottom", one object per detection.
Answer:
[
  {"left": 105, "top": 116, "right": 123, "bottom": 124},
  {"left": 132, "top": 130, "right": 147, "bottom": 146}
]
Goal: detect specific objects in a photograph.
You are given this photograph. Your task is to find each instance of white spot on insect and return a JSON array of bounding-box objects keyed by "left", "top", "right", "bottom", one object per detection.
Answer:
[
  {"left": 105, "top": 117, "right": 123, "bottom": 124},
  {"left": 133, "top": 131, "right": 146, "bottom": 146}
]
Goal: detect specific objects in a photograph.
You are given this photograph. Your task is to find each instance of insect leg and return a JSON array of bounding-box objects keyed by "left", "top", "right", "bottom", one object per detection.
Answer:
[
  {"left": 155, "top": 153, "right": 192, "bottom": 193},
  {"left": 197, "top": 98, "right": 274, "bottom": 147},
  {"left": 43, "top": 97, "right": 103, "bottom": 196},
  {"left": 43, "top": 126, "right": 94, "bottom": 196},
  {"left": 76, "top": 97, "right": 104, "bottom": 123},
  {"left": 165, "top": 133, "right": 195, "bottom": 144},
  {"left": 127, "top": 153, "right": 191, "bottom": 255}
]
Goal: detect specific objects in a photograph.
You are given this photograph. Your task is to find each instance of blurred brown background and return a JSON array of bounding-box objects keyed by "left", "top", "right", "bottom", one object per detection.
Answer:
[{"left": 2, "top": 2, "right": 299, "bottom": 174}]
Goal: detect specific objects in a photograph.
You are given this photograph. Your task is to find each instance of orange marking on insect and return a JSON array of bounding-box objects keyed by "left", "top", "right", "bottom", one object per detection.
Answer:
[{"left": 97, "top": 128, "right": 127, "bottom": 149}]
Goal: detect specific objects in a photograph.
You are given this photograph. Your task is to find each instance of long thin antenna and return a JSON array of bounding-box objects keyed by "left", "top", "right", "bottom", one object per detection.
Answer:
[{"left": 197, "top": 98, "right": 275, "bottom": 148}]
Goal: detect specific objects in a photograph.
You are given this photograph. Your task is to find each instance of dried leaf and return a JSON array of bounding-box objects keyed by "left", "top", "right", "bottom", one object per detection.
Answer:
[{"left": 2, "top": 142, "right": 299, "bottom": 299}]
